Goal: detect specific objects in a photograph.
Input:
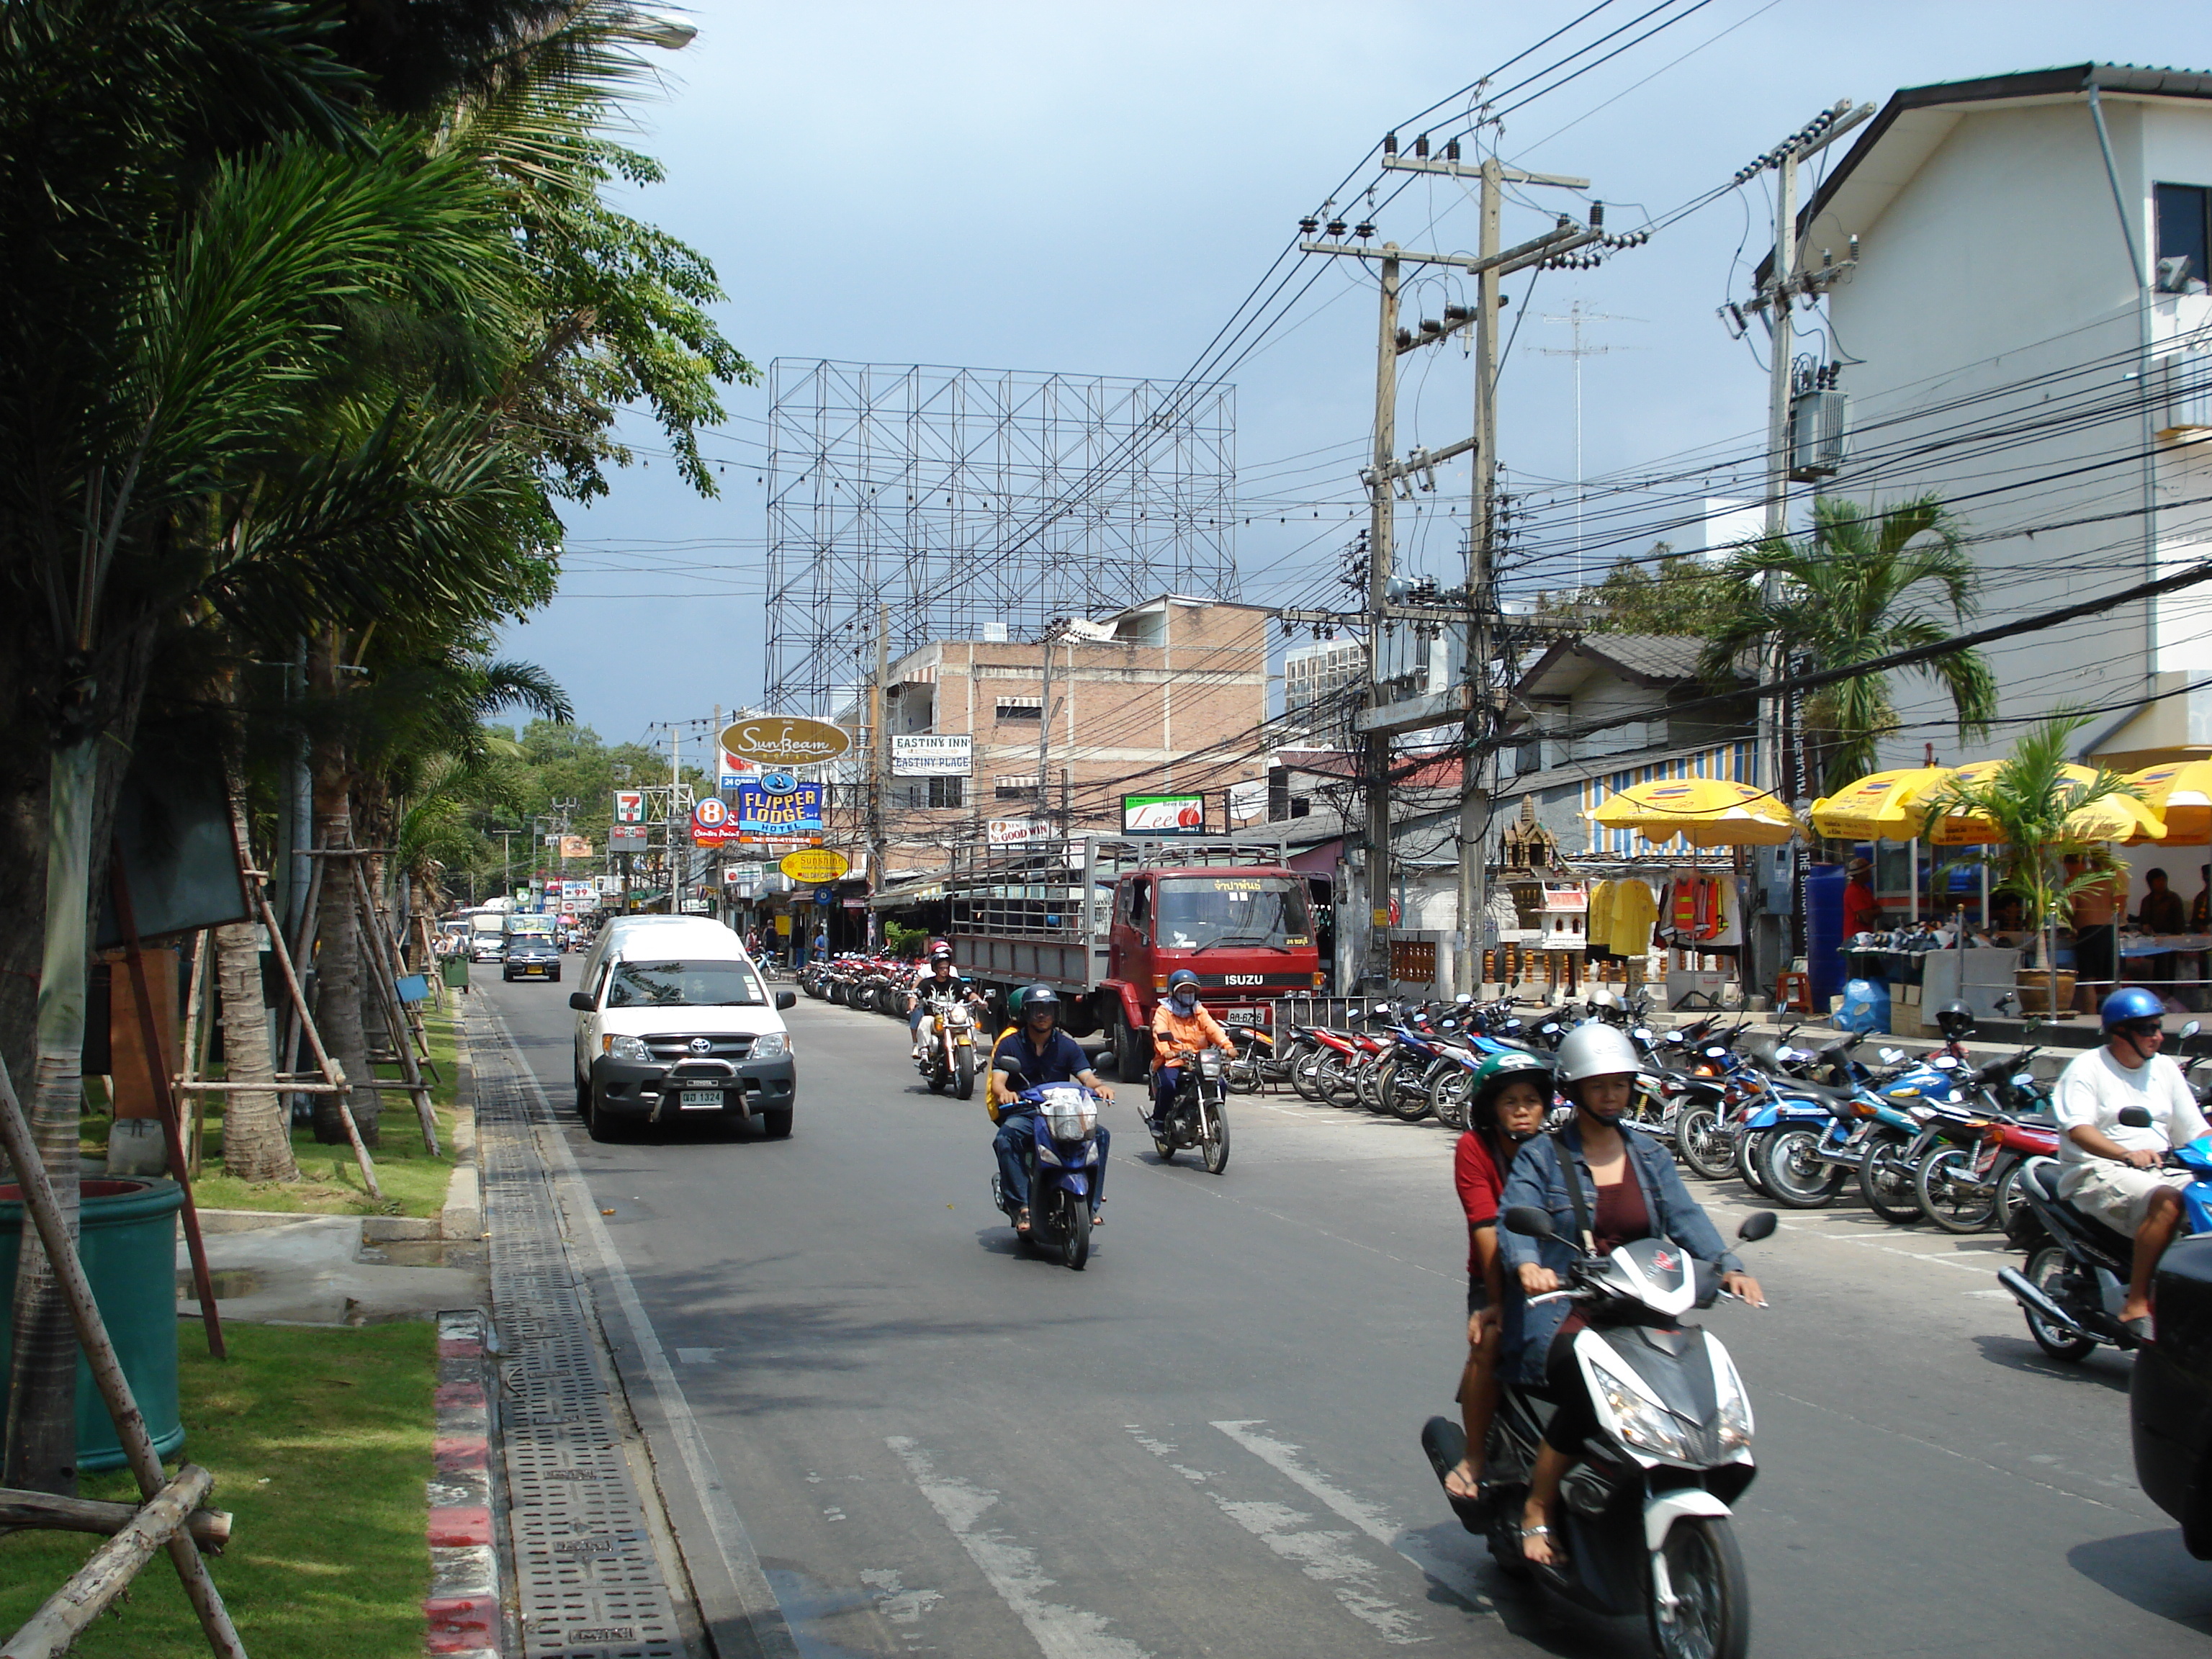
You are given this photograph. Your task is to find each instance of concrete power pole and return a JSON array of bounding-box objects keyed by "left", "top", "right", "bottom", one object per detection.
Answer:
[
  {"left": 1301, "top": 161, "right": 1603, "bottom": 993},
  {"left": 1739, "top": 98, "right": 1874, "bottom": 997}
]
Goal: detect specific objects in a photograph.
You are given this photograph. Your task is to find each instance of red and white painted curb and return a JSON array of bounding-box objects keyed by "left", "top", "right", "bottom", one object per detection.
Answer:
[{"left": 426, "top": 1308, "right": 502, "bottom": 1658}]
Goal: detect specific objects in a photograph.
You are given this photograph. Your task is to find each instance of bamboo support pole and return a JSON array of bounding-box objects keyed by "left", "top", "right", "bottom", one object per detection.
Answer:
[
  {"left": 2, "top": 1465, "right": 217, "bottom": 1658},
  {"left": 108, "top": 868, "right": 224, "bottom": 1359},
  {"left": 180, "top": 932, "right": 212, "bottom": 1176},
  {"left": 0, "top": 1478, "right": 230, "bottom": 1550},
  {"left": 0, "top": 1062, "right": 246, "bottom": 1658},
  {"left": 252, "top": 887, "right": 379, "bottom": 1200},
  {"left": 350, "top": 860, "right": 439, "bottom": 1156},
  {"left": 275, "top": 851, "right": 323, "bottom": 1110}
]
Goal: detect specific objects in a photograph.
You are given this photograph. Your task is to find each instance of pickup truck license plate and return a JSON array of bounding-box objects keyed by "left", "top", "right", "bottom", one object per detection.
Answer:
[
  {"left": 678, "top": 1088, "right": 724, "bottom": 1110},
  {"left": 1222, "top": 1007, "right": 1265, "bottom": 1026}
]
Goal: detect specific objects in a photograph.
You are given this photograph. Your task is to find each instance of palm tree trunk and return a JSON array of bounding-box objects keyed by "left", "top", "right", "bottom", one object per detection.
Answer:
[
  {"left": 307, "top": 636, "right": 377, "bottom": 1148},
  {"left": 3, "top": 739, "right": 95, "bottom": 1495},
  {"left": 214, "top": 920, "right": 297, "bottom": 1182}
]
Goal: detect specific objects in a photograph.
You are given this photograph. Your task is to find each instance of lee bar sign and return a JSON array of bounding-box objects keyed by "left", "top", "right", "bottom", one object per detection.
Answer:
[
  {"left": 891, "top": 734, "right": 972, "bottom": 777},
  {"left": 737, "top": 780, "right": 824, "bottom": 836},
  {"left": 1123, "top": 793, "right": 1206, "bottom": 835}
]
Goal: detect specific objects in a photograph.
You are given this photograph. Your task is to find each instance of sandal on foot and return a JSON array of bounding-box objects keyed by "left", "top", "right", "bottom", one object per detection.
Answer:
[
  {"left": 1015, "top": 1208, "right": 1031, "bottom": 1236},
  {"left": 1442, "top": 1466, "right": 1483, "bottom": 1503},
  {"left": 1520, "top": 1524, "right": 1563, "bottom": 1566},
  {"left": 1090, "top": 1210, "right": 1104, "bottom": 1228}
]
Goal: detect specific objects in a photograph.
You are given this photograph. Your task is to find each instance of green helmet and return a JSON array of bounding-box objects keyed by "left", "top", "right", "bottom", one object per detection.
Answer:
[
  {"left": 1468, "top": 1051, "right": 1554, "bottom": 1133},
  {"left": 1006, "top": 986, "right": 1027, "bottom": 1022}
]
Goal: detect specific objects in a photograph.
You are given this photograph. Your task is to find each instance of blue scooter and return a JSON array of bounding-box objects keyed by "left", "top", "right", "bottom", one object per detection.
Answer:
[{"left": 992, "top": 1082, "right": 1106, "bottom": 1270}]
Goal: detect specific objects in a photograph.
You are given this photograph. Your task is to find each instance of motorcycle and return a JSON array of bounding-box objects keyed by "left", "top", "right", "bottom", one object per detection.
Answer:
[
  {"left": 1425, "top": 1204, "right": 1777, "bottom": 1659},
  {"left": 1151, "top": 1045, "right": 1232, "bottom": 1173},
  {"left": 991, "top": 1081, "right": 1107, "bottom": 1271},
  {"left": 2000, "top": 1105, "right": 2212, "bottom": 1359},
  {"left": 916, "top": 990, "right": 981, "bottom": 1099},
  {"left": 1223, "top": 1025, "right": 1280, "bottom": 1094}
]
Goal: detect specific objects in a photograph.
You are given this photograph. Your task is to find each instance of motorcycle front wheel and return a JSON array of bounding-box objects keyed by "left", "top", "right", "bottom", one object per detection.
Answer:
[
  {"left": 1061, "top": 1193, "right": 1091, "bottom": 1270},
  {"left": 1647, "top": 1514, "right": 1750, "bottom": 1659},
  {"left": 954, "top": 1046, "right": 976, "bottom": 1101},
  {"left": 1856, "top": 1135, "right": 1923, "bottom": 1224},
  {"left": 1387, "top": 1061, "right": 1433, "bottom": 1123},
  {"left": 1758, "top": 1127, "right": 1845, "bottom": 1208},
  {"left": 1430, "top": 1067, "right": 1473, "bottom": 1131},
  {"left": 1914, "top": 1146, "right": 1997, "bottom": 1233},
  {"left": 1673, "top": 1105, "right": 1730, "bottom": 1181},
  {"left": 1287, "top": 1043, "right": 1325, "bottom": 1100},
  {"left": 1316, "top": 1054, "right": 1362, "bottom": 1107},
  {"left": 2022, "top": 1244, "right": 2094, "bottom": 1361},
  {"left": 1200, "top": 1098, "right": 1231, "bottom": 1174},
  {"left": 1734, "top": 1128, "right": 1770, "bottom": 1196}
]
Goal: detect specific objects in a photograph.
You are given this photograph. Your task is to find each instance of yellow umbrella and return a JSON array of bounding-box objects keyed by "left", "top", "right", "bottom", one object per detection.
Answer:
[
  {"left": 1586, "top": 776, "right": 1798, "bottom": 848},
  {"left": 1807, "top": 766, "right": 1954, "bottom": 842},
  {"left": 1925, "top": 760, "right": 2164, "bottom": 845},
  {"left": 2127, "top": 760, "right": 2212, "bottom": 842}
]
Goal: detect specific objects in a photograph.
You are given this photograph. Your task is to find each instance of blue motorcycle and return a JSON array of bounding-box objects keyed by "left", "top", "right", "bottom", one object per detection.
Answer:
[{"left": 992, "top": 1082, "right": 1106, "bottom": 1270}]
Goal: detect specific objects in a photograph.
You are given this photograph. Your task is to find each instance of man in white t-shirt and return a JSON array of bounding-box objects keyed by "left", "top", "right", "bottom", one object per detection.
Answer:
[{"left": 2053, "top": 986, "right": 2211, "bottom": 1331}]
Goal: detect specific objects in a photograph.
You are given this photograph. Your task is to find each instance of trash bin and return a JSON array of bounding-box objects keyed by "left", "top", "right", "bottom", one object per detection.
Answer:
[
  {"left": 441, "top": 957, "right": 469, "bottom": 991},
  {"left": 0, "top": 1176, "right": 185, "bottom": 1470}
]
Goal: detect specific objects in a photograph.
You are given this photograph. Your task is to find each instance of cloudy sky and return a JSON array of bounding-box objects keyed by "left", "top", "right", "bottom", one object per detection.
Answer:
[{"left": 509, "top": 0, "right": 2212, "bottom": 747}]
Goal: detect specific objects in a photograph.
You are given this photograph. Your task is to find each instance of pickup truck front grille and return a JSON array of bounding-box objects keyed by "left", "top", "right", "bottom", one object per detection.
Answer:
[{"left": 643, "top": 1033, "right": 755, "bottom": 1064}]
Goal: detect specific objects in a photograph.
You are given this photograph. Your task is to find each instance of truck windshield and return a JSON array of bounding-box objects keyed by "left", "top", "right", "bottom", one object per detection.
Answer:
[
  {"left": 608, "top": 960, "right": 768, "bottom": 1008},
  {"left": 1154, "top": 878, "right": 1313, "bottom": 952}
]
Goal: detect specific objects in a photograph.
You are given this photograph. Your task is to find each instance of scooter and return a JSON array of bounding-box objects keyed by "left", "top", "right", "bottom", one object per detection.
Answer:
[
  {"left": 1151, "top": 1046, "right": 1231, "bottom": 1173},
  {"left": 1424, "top": 1205, "right": 1777, "bottom": 1659},
  {"left": 915, "top": 989, "right": 982, "bottom": 1099},
  {"left": 991, "top": 1081, "right": 1106, "bottom": 1271},
  {"left": 2000, "top": 1104, "right": 2212, "bottom": 1359}
]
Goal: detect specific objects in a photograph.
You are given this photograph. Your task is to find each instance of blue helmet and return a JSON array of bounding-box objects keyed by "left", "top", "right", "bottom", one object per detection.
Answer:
[
  {"left": 2101, "top": 986, "right": 2165, "bottom": 1029},
  {"left": 1166, "top": 968, "right": 1201, "bottom": 995}
]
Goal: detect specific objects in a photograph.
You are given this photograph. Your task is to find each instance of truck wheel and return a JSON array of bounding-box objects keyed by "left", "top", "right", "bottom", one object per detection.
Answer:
[
  {"left": 1115, "top": 1019, "right": 1152, "bottom": 1082},
  {"left": 759, "top": 1108, "right": 793, "bottom": 1139}
]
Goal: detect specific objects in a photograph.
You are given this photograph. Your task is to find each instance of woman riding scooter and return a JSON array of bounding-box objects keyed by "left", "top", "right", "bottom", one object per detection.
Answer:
[
  {"left": 1443, "top": 1051, "right": 1554, "bottom": 1508},
  {"left": 1498, "top": 1024, "right": 1765, "bottom": 1566}
]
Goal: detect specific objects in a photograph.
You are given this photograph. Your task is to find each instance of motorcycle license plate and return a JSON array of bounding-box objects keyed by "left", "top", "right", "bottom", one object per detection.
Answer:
[
  {"left": 678, "top": 1088, "right": 724, "bottom": 1110},
  {"left": 1222, "top": 1008, "right": 1265, "bottom": 1026}
]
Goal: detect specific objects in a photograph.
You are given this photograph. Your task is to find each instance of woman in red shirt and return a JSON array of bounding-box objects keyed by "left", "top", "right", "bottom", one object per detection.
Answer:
[{"left": 1444, "top": 1051, "right": 1554, "bottom": 1503}]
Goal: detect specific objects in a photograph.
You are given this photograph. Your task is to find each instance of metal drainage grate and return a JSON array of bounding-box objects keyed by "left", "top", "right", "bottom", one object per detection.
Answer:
[{"left": 471, "top": 1007, "right": 686, "bottom": 1659}]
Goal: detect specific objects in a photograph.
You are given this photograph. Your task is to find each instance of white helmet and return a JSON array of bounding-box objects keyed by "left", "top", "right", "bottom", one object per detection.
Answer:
[{"left": 1552, "top": 1023, "right": 1642, "bottom": 1087}]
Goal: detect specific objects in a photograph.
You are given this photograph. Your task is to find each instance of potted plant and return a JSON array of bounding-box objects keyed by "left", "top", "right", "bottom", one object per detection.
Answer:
[{"left": 1922, "top": 714, "right": 2137, "bottom": 1020}]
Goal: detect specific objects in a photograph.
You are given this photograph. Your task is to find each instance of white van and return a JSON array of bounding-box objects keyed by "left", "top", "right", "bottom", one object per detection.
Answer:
[{"left": 568, "top": 917, "right": 795, "bottom": 1141}]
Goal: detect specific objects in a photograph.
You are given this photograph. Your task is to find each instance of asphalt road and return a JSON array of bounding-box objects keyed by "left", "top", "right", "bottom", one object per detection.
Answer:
[{"left": 482, "top": 975, "right": 2212, "bottom": 1658}]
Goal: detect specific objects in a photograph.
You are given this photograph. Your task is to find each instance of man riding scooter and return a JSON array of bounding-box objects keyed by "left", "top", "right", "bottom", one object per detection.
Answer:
[
  {"left": 1148, "top": 968, "right": 1236, "bottom": 1135},
  {"left": 2052, "top": 986, "right": 2212, "bottom": 1336},
  {"left": 989, "top": 986, "right": 1112, "bottom": 1236},
  {"left": 908, "top": 940, "right": 983, "bottom": 1059}
]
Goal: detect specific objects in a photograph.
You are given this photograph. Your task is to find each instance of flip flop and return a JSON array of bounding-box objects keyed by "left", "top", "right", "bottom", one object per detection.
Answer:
[
  {"left": 2123, "top": 1314, "right": 2155, "bottom": 1343},
  {"left": 1015, "top": 1208, "right": 1031, "bottom": 1236},
  {"left": 1089, "top": 1210, "right": 1104, "bottom": 1228},
  {"left": 1520, "top": 1524, "right": 1565, "bottom": 1568}
]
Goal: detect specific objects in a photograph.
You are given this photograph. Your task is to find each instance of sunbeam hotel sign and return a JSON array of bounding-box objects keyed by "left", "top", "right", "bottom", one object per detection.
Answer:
[{"left": 720, "top": 716, "right": 853, "bottom": 768}]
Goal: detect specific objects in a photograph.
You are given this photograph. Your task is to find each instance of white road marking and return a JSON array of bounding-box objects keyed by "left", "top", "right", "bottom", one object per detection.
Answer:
[
  {"left": 1211, "top": 1420, "right": 1493, "bottom": 1611},
  {"left": 675, "top": 1347, "right": 721, "bottom": 1364},
  {"left": 886, "top": 1436, "right": 1151, "bottom": 1659},
  {"left": 1125, "top": 1427, "right": 1422, "bottom": 1642},
  {"left": 1773, "top": 1223, "right": 1995, "bottom": 1274},
  {"left": 860, "top": 1568, "right": 943, "bottom": 1627}
]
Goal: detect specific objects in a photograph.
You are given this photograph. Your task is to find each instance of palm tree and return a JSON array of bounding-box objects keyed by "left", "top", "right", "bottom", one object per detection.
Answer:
[
  {"left": 1922, "top": 714, "right": 2137, "bottom": 1018},
  {"left": 1698, "top": 495, "right": 1998, "bottom": 797}
]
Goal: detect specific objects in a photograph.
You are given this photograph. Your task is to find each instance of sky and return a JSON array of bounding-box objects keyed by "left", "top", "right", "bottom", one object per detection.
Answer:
[{"left": 506, "top": 0, "right": 2212, "bottom": 751}]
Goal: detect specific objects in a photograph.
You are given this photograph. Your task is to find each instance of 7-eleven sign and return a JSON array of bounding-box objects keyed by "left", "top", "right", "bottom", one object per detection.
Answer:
[{"left": 613, "top": 790, "right": 645, "bottom": 824}]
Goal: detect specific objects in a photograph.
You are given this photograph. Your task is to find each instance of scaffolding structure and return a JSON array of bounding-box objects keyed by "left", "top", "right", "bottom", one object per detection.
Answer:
[{"left": 765, "top": 359, "right": 1237, "bottom": 713}]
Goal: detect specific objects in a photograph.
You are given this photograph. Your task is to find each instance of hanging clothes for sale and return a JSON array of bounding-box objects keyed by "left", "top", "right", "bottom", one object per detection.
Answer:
[
  {"left": 1608, "top": 878, "right": 1658, "bottom": 957},
  {"left": 1585, "top": 880, "right": 1617, "bottom": 962}
]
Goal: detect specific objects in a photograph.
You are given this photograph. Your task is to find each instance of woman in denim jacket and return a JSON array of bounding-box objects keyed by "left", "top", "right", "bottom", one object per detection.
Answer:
[{"left": 1497, "top": 1025, "right": 1763, "bottom": 1566}]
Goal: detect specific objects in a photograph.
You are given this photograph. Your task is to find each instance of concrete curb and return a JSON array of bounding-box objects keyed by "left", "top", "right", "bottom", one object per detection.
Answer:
[{"left": 424, "top": 1307, "right": 502, "bottom": 1658}]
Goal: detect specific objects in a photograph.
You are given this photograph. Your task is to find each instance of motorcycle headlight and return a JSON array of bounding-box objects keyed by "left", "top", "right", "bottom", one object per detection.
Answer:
[
  {"left": 752, "top": 1032, "right": 790, "bottom": 1059},
  {"left": 603, "top": 1033, "right": 651, "bottom": 1064},
  {"left": 1589, "top": 1360, "right": 1696, "bottom": 1462}
]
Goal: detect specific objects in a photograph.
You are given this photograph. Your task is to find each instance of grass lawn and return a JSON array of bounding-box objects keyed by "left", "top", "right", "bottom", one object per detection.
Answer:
[
  {"left": 83, "top": 1000, "right": 464, "bottom": 1220},
  {"left": 0, "top": 1321, "right": 435, "bottom": 1657}
]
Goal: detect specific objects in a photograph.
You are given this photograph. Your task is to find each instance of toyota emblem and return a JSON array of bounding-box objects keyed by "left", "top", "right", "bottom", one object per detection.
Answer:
[{"left": 689, "top": 1038, "right": 713, "bottom": 1053}]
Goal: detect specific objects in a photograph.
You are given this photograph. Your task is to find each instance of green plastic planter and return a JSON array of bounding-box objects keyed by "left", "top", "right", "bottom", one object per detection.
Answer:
[{"left": 0, "top": 1176, "right": 185, "bottom": 1471}]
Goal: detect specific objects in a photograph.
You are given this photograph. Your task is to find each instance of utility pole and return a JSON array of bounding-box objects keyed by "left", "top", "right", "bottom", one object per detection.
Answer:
[{"left": 1734, "top": 97, "right": 1874, "bottom": 997}]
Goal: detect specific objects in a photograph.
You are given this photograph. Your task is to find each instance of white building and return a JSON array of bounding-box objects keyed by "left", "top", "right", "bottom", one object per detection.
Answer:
[
  {"left": 1805, "top": 63, "right": 2212, "bottom": 770},
  {"left": 1280, "top": 637, "right": 1366, "bottom": 742}
]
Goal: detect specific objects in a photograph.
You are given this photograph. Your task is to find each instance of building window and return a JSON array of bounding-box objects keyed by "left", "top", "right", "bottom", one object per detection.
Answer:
[
  {"left": 2157, "top": 183, "right": 2211, "bottom": 292},
  {"left": 995, "top": 698, "right": 1042, "bottom": 721},
  {"left": 994, "top": 775, "right": 1042, "bottom": 802},
  {"left": 927, "top": 775, "right": 963, "bottom": 810}
]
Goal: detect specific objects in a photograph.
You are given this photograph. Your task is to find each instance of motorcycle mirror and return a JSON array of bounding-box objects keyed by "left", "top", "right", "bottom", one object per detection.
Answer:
[
  {"left": 2118, "top": 1105, "right": 2155, "bottom": 1128},
  {"left": 1501, "top": 1205, "right": 1555, "bottom": 1240},
  {"left": 1664, "top": 1030, "right": 1684, "bottom": 1043},
  {"left": 1000, "top": 1070, "right": 1030, "bottom": 1093},
  {"left": 2185, "top": 1020, "right": 2203, "bottom": 1040},
  {"left": 1633, "top": 1028, "right": 1653, "bottom": 1043},
  {"left": 1737, "top": 1211, "right": 1779, "bottom": 1243}
]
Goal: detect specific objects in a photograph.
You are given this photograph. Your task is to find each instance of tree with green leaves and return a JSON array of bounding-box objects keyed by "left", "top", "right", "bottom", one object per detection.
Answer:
[{"left": 1696, "top": 495, "right": 1998, "bottom": 798}]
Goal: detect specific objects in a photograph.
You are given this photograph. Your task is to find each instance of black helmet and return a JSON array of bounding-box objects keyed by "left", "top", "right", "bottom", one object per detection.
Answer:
[
  {"left": 1022, "top": 984, "right": 1061, "bottom": 1023},
  {"left": 1936, "top": 1000, "right": 1976, "bottom": 1038}
]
